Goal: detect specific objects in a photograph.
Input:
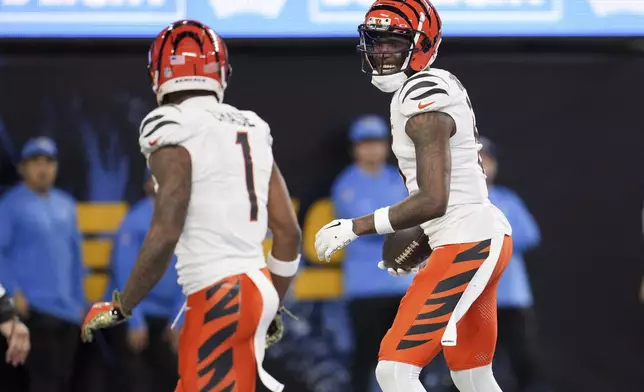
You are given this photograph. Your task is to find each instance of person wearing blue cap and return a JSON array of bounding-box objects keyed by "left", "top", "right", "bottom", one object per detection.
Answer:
[
  {"left": 101, "top": 168, "right": 183, "bottom": 392},
  {"left": 480, "top": 137, "right": 545, "bottom": 392},
  {"left": 0, "top": 136, "right": 86, "bottom": 392},
  {"left": 330, "top": 115, "right": 410, "bottom": 392}
]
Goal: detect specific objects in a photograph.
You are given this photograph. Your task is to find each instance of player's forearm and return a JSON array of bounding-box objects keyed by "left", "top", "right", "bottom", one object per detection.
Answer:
[
  {"left": 119, "top": 145, "right": 191, "bottom": 314},
  {"left": 352, "top": 192, "right": 446, "bottom": 236},
  {"left": 119, "top": 192, "right": 184, "bottom": 314},
  {"left": 270, "top": 275, "right": 294, "bottom": 307},
  {"left": 119, "top": 225, "right": 178, "bottom": 314},
  {"left": 390, "top": 191, "right": 447, "bottom": 229},
  {"left": 268, "top": 220, "right": 302, "bottom": 306},
  {"left": 271, "top": 228, "right": 301, "bottom": 262},
  {"left": 266, "top": 230, "right": 301, "bottom": 305}
]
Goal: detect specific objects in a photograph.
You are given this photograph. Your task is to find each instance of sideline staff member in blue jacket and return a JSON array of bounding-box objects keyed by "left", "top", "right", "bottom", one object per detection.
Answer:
[
  {"left": 331, "top": 115, "right": 411, "bottom": 392},
  {"left": 107, "top": 169, "right": 183, "bottom": 392},
  {"left": 0, "top": 137, "right": 86, "bottom": 392},
  {"left": 480, "top": 137, "right": 543, "bottom": 392}
]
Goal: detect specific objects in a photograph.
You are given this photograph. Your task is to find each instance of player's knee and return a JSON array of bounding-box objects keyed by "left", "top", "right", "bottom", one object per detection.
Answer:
[
  {"left": 375, "top": 360, "right": 424, "bottom": 392},
  {"left": 450, "top": 364, "right": 501, "bottom": 392}
]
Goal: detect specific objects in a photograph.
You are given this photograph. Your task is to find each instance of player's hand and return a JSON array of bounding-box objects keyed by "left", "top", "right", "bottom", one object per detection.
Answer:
[
  {"left": 314, "top": 219, "right": 358, "bottom": 262},
  {"left": 0, "top": 317, "right": 30, "bottom": 366},
  {"left": 266, "top": 307, "right": 297, "bottom": 349},
  {"left": 164, "top": 326, "right": 181, "bottom": 353},
  {"left": 81, "top": 290, "right": 130, "bottom": 343},
  {"left": 266, "top": 311, "right": 284, "bottom": 349},
  {"left": 377, "top": 261, "right": 420, "bottom": 277},
  {"left": 127, "top": 327, "right": 148, "bottom": 353}
]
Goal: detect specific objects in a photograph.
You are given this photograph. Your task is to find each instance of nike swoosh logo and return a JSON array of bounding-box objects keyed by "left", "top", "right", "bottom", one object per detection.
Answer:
[
  {"left": 326, "top": 222, "right": 341, "bottom": 229},
  {"left": 417, "top": 101, "right": 435, "bottom": 110},
  {"left": 149, "top": 138, "right": 160, "bottom": 146}
]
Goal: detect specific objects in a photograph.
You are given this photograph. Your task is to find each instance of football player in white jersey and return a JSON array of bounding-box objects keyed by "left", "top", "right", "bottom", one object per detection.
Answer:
[
  {"left": 315, "top": 1, "right": 513, "bottom": 392},
  {"left": 81, "top": 20, "right": 301, "bottom": 392}
]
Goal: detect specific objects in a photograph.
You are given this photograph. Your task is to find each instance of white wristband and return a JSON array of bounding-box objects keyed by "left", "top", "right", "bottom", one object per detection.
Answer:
[
  {"left": 374, "top": 206, "right": 395, "bottom": 235},
  {"left": 267, "top": 253, "right": 301, "bottom": 277}
]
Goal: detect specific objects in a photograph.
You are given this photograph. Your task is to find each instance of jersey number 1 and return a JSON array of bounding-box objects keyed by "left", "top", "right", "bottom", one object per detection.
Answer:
[{"left": 236, "top": 132, "right": 258, "bottom": 221}]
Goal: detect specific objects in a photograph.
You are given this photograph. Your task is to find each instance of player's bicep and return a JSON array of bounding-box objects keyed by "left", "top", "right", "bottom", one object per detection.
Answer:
[
  {"left": 267, "top": 164, "right": 300, "bottom": 239},
  {"left": 398, "top": 73, "right": 453, "bottom": 118},
  {"left": 138, "top": 105, "right": 186, "bottom": 155},
  {"left": 148, "top": 146, "right": 192, "bottom": 239},
  {"left": 405, "top": 112, "right": 454, "bottom": 211}
]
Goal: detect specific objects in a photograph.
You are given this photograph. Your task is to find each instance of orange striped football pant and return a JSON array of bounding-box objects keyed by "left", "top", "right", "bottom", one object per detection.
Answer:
[
  {"left": 379, "top": 235, "right": 513, "bottom": 371},
  {"left": 174, "top": 268, "right": 275, "bottom": 392}
]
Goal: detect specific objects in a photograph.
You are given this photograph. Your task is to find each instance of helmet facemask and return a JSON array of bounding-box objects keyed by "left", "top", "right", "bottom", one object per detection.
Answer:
[
  {"left": 358, "top": 26, "right": 416, "bottom": 77},
  {"left": 357, "top": 17, "right": 432, "bottom": 93}
]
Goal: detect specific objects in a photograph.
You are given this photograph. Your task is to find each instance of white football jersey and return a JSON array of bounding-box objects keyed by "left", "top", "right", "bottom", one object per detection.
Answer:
[
  {"left": 391, "top": 68, "right": 512, "bottom": 248},
  {"left": 139, "top": 96, "right": 274, "bottom": 295}
]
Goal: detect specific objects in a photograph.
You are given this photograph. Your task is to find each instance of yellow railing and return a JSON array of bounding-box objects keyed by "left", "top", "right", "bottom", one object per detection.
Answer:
[{"left": 77, "top": 198, "right": 344, "bottom": 302}]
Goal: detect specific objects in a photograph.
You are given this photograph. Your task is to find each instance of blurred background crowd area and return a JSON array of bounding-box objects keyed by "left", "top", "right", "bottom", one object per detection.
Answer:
[{"left": 0, "top": 1, "right": 644, "bottom": 392}]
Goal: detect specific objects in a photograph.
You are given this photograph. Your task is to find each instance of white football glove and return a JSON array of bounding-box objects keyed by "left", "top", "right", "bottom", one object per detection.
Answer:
[
  {"left": 315, "top": 219, "right": 358, "bottom": 262},
  {"left": 377, "top": 261, "right": 420, "bottom": 277}
]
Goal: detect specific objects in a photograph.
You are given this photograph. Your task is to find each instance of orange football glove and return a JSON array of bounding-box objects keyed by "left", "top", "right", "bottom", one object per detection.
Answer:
[{"left": 81, "top": 290, "right": 130, "bottom": 343}]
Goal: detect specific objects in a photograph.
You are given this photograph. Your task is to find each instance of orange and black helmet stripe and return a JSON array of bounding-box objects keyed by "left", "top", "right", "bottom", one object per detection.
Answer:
[
  {"left": 369, "top": 4, "right": 413, "bottom": 27},
  {"left": 368, "top": 0, "right": 440, "bottom": 36},
  {"left": 151, "top": 20, "right": 222, "bottom": 82}
]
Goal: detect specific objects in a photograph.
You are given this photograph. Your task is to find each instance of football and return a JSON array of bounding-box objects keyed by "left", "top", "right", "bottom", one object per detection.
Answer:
[{"left": 381, "top": 226, "right": 432, "bottom": 271}]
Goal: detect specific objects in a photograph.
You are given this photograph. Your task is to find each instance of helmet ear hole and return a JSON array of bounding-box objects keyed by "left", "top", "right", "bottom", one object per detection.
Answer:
[{"left": 420, "top": 37, "right": 431, "bottom": 52}]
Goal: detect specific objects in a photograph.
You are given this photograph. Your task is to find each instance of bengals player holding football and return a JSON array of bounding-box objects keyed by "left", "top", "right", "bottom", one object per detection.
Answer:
[
  {"left": 315, "top": 1, "right": 513, "bottom": 391},
  {"left": 81, "top": 20, "right": 301, "bottom": 392}
]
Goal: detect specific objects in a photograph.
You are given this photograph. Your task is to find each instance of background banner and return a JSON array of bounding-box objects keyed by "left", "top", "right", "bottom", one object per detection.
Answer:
[{"left": 1, "top": 0, "right": 644, "bottom": 38}]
